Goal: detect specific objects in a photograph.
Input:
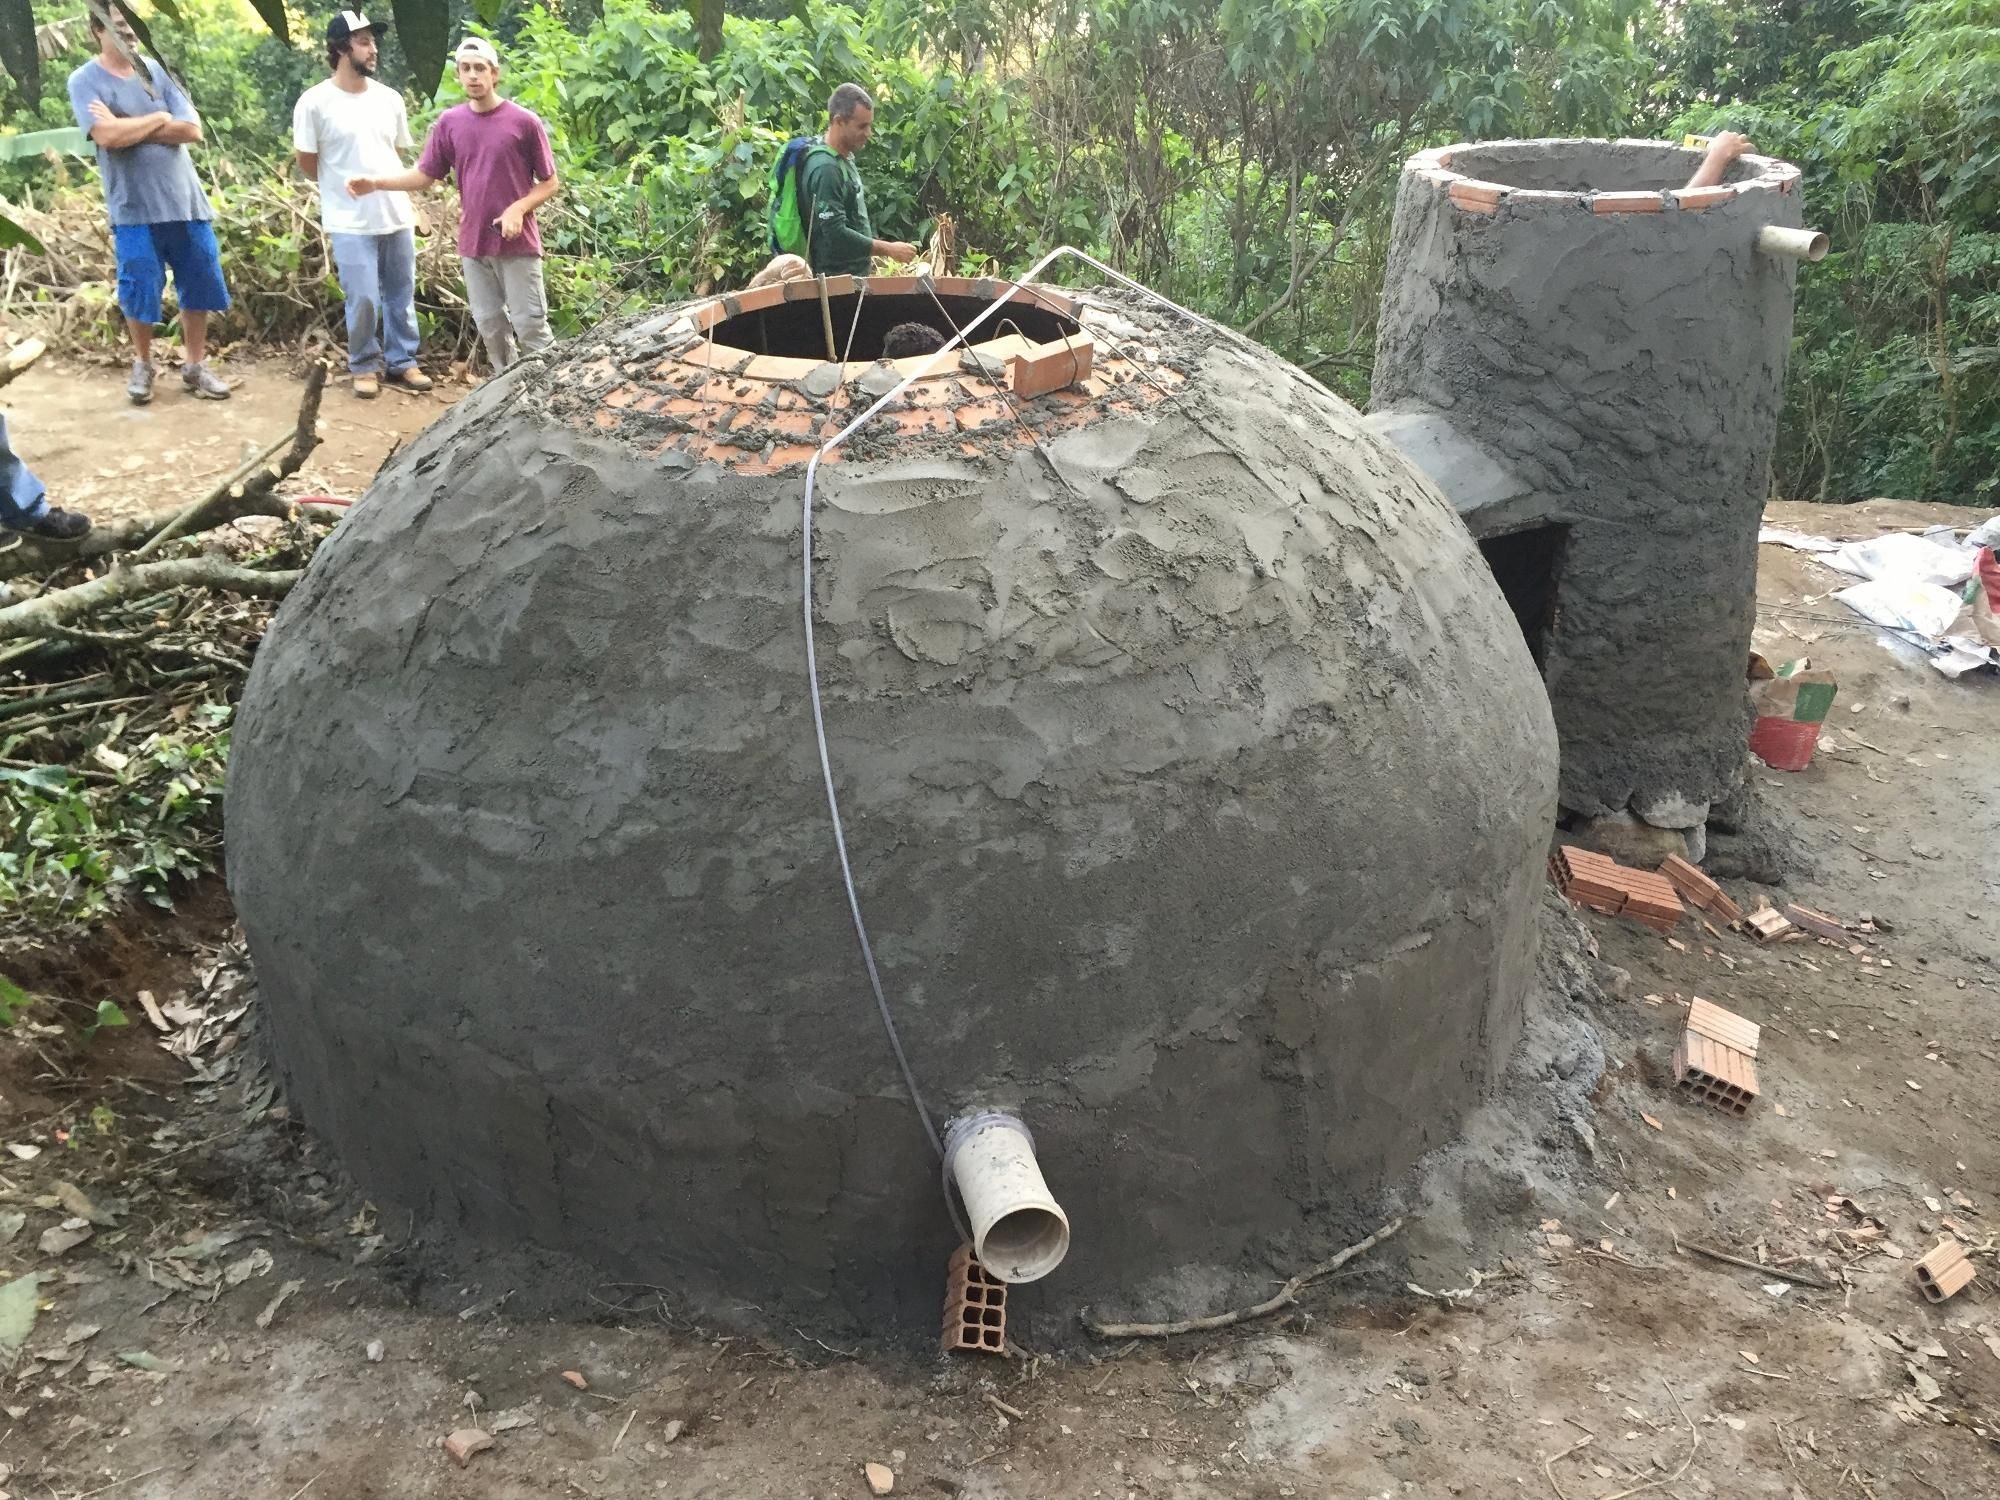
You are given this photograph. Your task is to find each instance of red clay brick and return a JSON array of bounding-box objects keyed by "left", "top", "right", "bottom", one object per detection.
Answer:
[
  {"left": 890, "top": 408, "right": 958, "bottom": 437},
  {"left": 442, "top": 1428, "right": 495, "bottom": 1466},
  {"left": 1915, "top": 1239, "right": 1976, "bottom": 1303},
  {"left": 1658, "top": 855, "right": 1744, "bottom": 924},
  {"left": 1687, "top": 997, "right": 1761, "bottom": 1058},
  {"left": 1745, "top": 908, "right": 1794, "bottom": 943},
  {"left": 1448, "top": 180, "right": 1506, "bottom": 213},
  {"left": 1672, "top": 1030, "right": 1760, "bottom": 1115},
  {"left": 955, "top": 398, "right": 1012, "bottom": 430},
  {"left": 1592, "top": 191, "right": 1666, "bottom": 214},
  {"left": 942, "top": 1243, "right": 1007, "bottom": 1354},
  {"left": 1782, "top": 903, "right": 1848, "bottom": 943},
  {"left": 1672, "top": 185, "right": 1739, "bottom": 212},
  {"left": 1008, "top": 337, "right": 1096, "bottom": 399}
]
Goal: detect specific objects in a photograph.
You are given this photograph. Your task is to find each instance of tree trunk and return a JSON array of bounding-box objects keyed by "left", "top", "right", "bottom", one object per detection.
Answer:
[{"left": 688, "top": 0, "right": 724, "bottom": 61}]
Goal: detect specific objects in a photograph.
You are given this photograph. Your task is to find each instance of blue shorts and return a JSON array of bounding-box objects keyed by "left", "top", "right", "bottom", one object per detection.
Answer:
[{"left": 113, "top": 220, "right": 230, "bottom": 326}]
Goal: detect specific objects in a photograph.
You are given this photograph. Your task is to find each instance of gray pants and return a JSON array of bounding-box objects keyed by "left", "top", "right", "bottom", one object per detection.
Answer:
[{"left": 462, "top": 255, "right": 553, "bottom": 371}]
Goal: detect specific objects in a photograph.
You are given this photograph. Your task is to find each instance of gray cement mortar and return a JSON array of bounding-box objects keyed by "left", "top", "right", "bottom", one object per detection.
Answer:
[
  {"left": 1369, "top": 139, "right": 1805, "bottom": 822},
  {"left": 226, "top": 289, "right": 1560, "bottom": 1339}
]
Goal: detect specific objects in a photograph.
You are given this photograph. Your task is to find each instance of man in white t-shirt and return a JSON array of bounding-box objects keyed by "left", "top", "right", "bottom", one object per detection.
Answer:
[{"left": 292, "top": 11, "right": 431, "bottom": 398}]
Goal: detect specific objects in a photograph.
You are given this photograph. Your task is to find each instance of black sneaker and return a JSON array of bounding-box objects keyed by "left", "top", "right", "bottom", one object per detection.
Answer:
[{"left": 8, "top": 507, "right": 92, "bottom": 541}]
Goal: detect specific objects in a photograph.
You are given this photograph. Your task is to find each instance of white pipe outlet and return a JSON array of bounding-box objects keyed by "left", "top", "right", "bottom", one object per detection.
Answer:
[
  {"left": 945, "top": 1112, "right": 1071, "bottom": 1283},
  {"left": 1757, "top": 225, "right": 1829, "bottom": 262}
]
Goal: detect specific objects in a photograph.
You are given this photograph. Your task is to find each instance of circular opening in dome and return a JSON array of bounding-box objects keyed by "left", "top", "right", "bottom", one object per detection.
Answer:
[
  {"left": 707, "top": 287, "right": 1083, "bottom": 363},
  {"left": 979, "top": 1205, "right": 1071, "bottom": 1283},
  {"left": 1450, "top": 140, "right": 1729, "bottom": 194}
]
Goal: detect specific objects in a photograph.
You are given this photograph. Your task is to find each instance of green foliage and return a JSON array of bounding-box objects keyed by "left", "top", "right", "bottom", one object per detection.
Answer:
[
  {"left": 0, "top": 971, "right": 29, "bottom": 1027},
  {"left": 0, "top": 708, "right": 230, "bottom": 934},
  {"left": 82, "top": 997, "right": 129, "bottom": 1038},
  {"left": 0, "top": 0, "right": 1992, "bottom": 505},
  {"left": 1673, "top": 0, "right": 2000, "bottom": 502}
]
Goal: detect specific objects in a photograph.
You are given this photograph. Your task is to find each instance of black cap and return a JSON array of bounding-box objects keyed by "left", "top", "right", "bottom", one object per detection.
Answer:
[{"left": 327, "top": 9, "right": 389, "bottom": 43}]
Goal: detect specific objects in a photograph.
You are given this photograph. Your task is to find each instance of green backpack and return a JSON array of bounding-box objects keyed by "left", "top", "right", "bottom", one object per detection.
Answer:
[{"left": 768, "top": 137, "right": 838, "bottom": 258}]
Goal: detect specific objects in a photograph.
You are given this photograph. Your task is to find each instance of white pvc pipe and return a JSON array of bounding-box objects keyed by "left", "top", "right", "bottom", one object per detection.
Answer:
[
  {"left": 945, "top": 1113, "right": 1070, "bottom": 1282},
  {"left": 1757, "top": 225, "right": 1828, "bottom": 262}
]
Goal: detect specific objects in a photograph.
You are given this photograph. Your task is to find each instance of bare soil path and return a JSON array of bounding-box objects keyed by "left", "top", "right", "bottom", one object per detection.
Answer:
[
  {"left": 0, "top": 357, "right": 1995, "bottom": 1500},
  {"left": 1, "top": 354, "right": 458, "bottom": 528}
]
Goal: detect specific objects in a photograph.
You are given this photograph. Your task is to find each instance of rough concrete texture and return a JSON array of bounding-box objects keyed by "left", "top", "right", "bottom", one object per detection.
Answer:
[
  {"left": 226, "top": 286, "right": 1559, "bottom": 1338},
  {"left": 1369, "top": 139, "right": 1806, "bottom": 823}
]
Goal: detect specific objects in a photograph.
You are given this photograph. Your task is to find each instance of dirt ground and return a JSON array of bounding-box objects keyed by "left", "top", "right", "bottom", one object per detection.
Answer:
[
  {"left": 1, "top": 352, "right": 460, "bottom": 528},
  {"left": 3, "top": 361, "right": 1998, "bottom": 1500}
]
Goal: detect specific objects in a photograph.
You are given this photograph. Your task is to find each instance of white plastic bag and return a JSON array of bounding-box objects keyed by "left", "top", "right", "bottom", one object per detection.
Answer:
[
  {"left": 1834, "top": 578, "right": 1964, "bottom": 641},
  {"left": 1825, "top": 532, "right": 1975, "bottom": 589}
]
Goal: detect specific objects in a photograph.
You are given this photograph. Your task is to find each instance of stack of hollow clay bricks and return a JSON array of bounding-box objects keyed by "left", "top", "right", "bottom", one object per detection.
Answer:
[
  {"left": 1658, "top": 854, "right": 1744, "bottom": 925},
  {"left": 1673, "top": 997, "right": 1761, "bottom": 1116},
  {"left": 1548, "top": 846, "right": 1685, "bottom": 933}
]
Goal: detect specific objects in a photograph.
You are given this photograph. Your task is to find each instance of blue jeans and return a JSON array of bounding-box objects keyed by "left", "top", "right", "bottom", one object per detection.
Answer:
[
  {"left": 0, "top": 416, "right": 48, "bottom": 526},
  {"left": 329, "top": 229, "right": 419, "bottom": 376}
]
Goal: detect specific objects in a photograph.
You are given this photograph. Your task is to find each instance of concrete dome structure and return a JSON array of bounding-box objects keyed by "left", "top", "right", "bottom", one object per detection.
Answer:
[{"left": 226, "top": 275, "right": 1560, "bottom": 1336}]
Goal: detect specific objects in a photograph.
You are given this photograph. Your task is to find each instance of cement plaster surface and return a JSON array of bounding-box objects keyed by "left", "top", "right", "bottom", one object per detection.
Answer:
[
  {"left": 1371, "top": 139, "right": 1804, "bottom": 820},
  {"left": 227, "top": 292, "right": 1560, "bottom": 1336}
]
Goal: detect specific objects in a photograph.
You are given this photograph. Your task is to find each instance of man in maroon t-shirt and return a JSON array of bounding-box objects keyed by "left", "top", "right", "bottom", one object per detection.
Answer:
[{"left": 348, "top": 37, "right": 558, "bottom": 371}]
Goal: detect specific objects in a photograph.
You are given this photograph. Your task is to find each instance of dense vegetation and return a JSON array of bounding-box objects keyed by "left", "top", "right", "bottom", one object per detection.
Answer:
[{"left": 2, "top": 0, "right": 1997, "bottom": 506}]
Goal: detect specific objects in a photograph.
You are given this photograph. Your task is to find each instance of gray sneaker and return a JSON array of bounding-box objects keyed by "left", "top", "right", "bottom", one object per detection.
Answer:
[
  {"left": 127, "top": 358, "right": 154, "bottom": 405},
  {"left": 182, "top": 361, "right": 232, "bottom": 400}
]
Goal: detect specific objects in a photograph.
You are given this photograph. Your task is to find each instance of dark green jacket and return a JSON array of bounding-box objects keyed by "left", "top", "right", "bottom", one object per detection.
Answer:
[{"left": 801, "top": 147, "right": 875, "bottom": 277}]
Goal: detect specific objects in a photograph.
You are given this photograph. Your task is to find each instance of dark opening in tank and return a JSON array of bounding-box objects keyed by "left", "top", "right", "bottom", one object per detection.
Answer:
[
  {"left": 708, "top": 289, "right": 1083, "bottom": 361},
  {"left": 1448, "top": 140, "right": 1749, "bottom": 194},
  {"left": 1479, "top": 523, "right": 1570, "bottom": 670}
]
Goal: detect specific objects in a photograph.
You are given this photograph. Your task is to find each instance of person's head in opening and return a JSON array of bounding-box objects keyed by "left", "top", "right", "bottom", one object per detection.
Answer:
[
  {"left": 453, "top": 35, "right": 502, "bottom": 106},
  {"left": 325, "top": 9, "right": 388, "bottom": 80},
  {"left": 881, "top": 322, "right": 945, "bottom": 360},
  {"left": 825, "top": 82, "right": 876, "bottom": 157}
]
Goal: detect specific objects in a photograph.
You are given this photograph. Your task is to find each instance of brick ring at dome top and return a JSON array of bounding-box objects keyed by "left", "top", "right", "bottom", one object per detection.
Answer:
[
  {"left": 552, "top": 275, "right": 1188, "bottom": 477},
  {"left": 1406, "top": 137, "right": 1803, "bottom": 217}
]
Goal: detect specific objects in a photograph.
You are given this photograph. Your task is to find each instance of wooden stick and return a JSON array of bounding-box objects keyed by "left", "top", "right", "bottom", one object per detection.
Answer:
[
  {"left": 0, "top": 363, "right": 332, "bottom": 581},
  {"left": 1081, "top": 1218, "right": 1404, "bottom": 1339},
  {"left": 1681, "top": 1240, "right": 1834, "bottom": 1290},
  {"left": 816, "top": 274, "right": 837, "bottom": 362},
  {"left": 130, "top": 361, "right": 327, "bottom": 562},
  {"left": 0, "top": 558, "right": 302, "bottom": 640}
]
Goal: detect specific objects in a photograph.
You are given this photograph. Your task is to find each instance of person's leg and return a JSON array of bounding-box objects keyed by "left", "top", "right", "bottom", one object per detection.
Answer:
[
  {"left": 0, "top": 415, "right": 46, "bottom": 525},
  {"left": 0, "top": 415, "right": 88, "bottom": 538},
  {"left": 329, "top": 231, "right": 385, "bottom": 387},
  {"left": 158, "top": 222, "right": 233, "bottom": 398},
  {"left": 461, "top": 256, "right": 515, "bottom": 371},
  {"left": 501, "top": 256, "right": 555, "bottom": 358},
  {"left": 112, "top": 224, "right": 165, "bottom": 403},
  {"left": 379, "top": 229, "right": 426, "bottom": 385}
]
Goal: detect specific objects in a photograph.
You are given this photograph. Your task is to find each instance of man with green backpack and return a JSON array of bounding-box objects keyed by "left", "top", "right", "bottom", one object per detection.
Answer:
[{"left": 767, "top": 83, "right": 917, "bottom": 278}]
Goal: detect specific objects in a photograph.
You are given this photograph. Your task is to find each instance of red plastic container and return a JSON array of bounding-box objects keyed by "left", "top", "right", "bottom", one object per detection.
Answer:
[{"left": 1749, "top": 715, "right": 1823, "bottom": 772}]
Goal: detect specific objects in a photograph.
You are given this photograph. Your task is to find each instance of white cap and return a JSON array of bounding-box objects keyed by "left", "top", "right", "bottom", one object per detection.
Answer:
[{"left": 454, "top": 36, "right": 499, "bottom": 66}]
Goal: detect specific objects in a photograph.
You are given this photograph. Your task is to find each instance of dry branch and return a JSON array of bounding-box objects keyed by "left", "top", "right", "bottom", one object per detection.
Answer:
[
  {"left": 132, "top": 361, "right": 328, "bottom": 561},
  {"left": 1081, "top": 1217, "right": 1404, "bottom": 1338},
  {"left": 0, "top": 557, "right": 302, "bottom": 640},
  {"left": 0, "top": 362, "right": 330, "bottom": 580}
]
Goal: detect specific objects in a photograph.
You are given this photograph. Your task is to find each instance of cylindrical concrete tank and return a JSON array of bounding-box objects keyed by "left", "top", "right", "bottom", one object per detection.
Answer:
[
  {"left": 1369, "top": 139, "right": 1807, "bottom": 831},
  {"left": 226, "top": 275, "right": 1559, "bottom": 1337}
]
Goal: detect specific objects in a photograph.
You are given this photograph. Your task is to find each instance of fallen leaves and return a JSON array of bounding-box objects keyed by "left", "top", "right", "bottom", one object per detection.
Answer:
[
  {"left": 254, "top": 1278, "right": 304, "bottom": 1330},
  {"left": 0, "top": 1273, "right": 43, "bottom": 1360},
  {"left": 1641, "top": 1112, "right": 1665, "bottom": 1131}
]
